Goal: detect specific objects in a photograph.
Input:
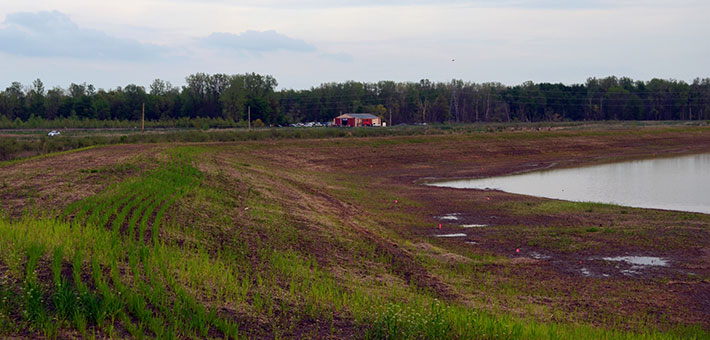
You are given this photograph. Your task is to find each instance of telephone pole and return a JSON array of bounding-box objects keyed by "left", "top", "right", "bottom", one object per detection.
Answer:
[
  {"left": 248, "top": 106, "right": 251, "bottom": 131},
  {"left": 142, "top": 103, "right": 145, "bottom": 132}
]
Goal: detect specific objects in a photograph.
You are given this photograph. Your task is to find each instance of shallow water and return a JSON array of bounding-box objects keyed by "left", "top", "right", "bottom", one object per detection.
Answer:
[
  {"left": 528, "top": 252, "right": 551, "bottom": 260},
  {"left": 602, "top": 256, "right": 668, "bottom": 267},
  {"left": 459, "top": 224, "right": 487, "bottom": 228},
  {"left": 438, "top": 214, "right": 460, "bottom": 221},
  {"left": 435, "top": 233, "right": 467, "bottom": 238},
  {"left": 430, "top": 153, "right": 710, "bottom": 214}
]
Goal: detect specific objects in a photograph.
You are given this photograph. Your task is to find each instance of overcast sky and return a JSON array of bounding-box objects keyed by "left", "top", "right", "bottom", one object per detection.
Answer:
[{"left": 1, "top": 0, "right": 708, "bottom": 90}]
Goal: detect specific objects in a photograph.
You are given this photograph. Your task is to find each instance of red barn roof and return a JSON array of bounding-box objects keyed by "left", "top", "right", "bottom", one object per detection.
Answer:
[{"left": 335, "top": 113, "right": 380, "bottom": 119}]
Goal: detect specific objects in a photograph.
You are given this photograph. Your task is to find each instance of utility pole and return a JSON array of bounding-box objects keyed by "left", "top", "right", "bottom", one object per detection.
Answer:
[
  {"left": 142, "top": 103, "right": 145, "bottom": 133},
  {"left": 248, "top": 106, "right": 251, "bottom": 131}
]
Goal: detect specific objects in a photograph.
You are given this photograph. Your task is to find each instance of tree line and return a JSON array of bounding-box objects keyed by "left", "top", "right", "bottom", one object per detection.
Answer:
[{"left": 2, "top": 74, "right": 710, "bottom": 126}]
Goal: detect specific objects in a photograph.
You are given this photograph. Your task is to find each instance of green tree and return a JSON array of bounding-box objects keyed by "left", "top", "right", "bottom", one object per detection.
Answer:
[
  {"left": 123, "top": 84, "right": 147, "bottom": 120},
  {"left": 2, "top": 82, "right": 27, "bottom": 120},
  {"left": 243, "top": 73, "right": 278, "bottom": 124},
  {"left": 219, "top": 75, "right": 247, "bottom": 121},
  {"left": 45, "top": 87, "right": 63, "bottom": 120},
  {"left": 28, "top": 79, "right": 46, "bottom": 117}
]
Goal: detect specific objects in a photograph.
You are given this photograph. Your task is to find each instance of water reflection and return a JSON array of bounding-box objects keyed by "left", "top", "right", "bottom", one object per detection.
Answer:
[
  {"left": 435, "top": 233, "right": 467, "bottom": 238},
  {"left": 430, "top": 153, "right": 710, "bottom": 214},
  {"left": 601, "top": 256, "right": 668, "bottom": 267}
]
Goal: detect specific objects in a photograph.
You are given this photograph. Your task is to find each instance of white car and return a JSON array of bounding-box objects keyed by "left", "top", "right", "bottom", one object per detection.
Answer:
[{"left": 48, "top": 130, "right": 61, "bottom": 136}]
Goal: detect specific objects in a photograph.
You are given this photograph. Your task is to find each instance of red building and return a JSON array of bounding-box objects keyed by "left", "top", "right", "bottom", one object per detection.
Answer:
[{"left": 333, "top": 113, "right": 382, "bottom": 127}]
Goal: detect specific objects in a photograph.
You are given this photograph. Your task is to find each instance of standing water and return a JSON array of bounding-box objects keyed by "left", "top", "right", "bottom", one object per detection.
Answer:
[{"left": 429, "top": 153, "right": 710, "bottom": 214}]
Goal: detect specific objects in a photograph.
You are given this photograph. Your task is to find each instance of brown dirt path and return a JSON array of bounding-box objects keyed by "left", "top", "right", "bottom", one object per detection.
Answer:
[{"left": 0, "top": 144, "right": 162, "bottom": 218}]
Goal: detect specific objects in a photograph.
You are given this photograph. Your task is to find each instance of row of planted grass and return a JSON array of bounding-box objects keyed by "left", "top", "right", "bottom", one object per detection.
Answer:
[
  {"left": 0, "top": 147, "right": 241, "bottom": 338},
  {"left": 1, "top": 143, "right": 708, "bottom": 339},
  {"left": 267, "top": 149, "right": 710, "bottom": 339},
  {"left": 208, "top": 145, "right": 709, "bottom": 339},
  {"left": 0, "top": 214, "right": 704, "bottom": 340},
  {"left": 0, "top": 222, "right": 241, "bottom": 338}
]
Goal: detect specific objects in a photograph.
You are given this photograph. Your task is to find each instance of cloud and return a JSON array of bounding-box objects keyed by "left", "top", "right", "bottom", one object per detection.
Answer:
[
  {"left": 200, "top": 30, "right": 316, "bottom": 53},
  {"left": 321, "top": 52, "right": 353, "bottom": 63},
  {"left": 0, "top": 10, "right": 166, "bottom": 60},
  {"left": 174, "top": 0, "right": 706, "bottom": 10}
]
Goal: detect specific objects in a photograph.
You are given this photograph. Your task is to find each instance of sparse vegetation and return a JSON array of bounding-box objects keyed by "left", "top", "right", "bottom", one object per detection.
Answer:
[{"left": 0, "top": 125, "right": 709, "bottom": 338}]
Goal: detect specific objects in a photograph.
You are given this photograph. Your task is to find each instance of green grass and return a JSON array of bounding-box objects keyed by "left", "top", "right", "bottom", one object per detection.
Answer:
[
  {"left": 0, "top": 143, "right": 99, "bottom": 166},
  {"left": 365, "top": 300, "right": 709, "bottom": 340},
  {"left": 0, "top": 147, "right": 237, "bottom": 338},
  {"left": 503, "top": 200, "right": 623, "bottom": 215},
  {"left": 1, "top": 140, "right": 708, "bottom": 339},
  {"left": 4, "top": 121, "right": 707, "bottom": 163}
]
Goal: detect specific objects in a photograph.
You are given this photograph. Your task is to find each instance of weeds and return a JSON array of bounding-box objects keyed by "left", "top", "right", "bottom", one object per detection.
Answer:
[{"left": 1, "top": 136, "right": 708, "bottom": 339}]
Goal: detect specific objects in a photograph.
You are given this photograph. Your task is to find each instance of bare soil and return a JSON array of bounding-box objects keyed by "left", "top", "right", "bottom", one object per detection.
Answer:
[
  {"left": 246, "top": 127, "right": 710, "bottom": 329},
  {"left": 0, "top": 144, "right": 161, "bottom": 218},
  {"left": 2, "top": 126, "right": 709, "bottom": 333}
]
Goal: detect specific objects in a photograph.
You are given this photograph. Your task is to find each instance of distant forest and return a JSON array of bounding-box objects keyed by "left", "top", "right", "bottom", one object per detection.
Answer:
[{"left": 2, "top": 73, "right": 710, "bottom": 127}]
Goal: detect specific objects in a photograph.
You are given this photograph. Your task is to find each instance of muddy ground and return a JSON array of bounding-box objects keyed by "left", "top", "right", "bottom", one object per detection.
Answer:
[
  {"left": 1, "top": 126, "right": 709, "bottom": 333},
  {"left": 248, "top": 127, "right": 710, "bottom": 329}
]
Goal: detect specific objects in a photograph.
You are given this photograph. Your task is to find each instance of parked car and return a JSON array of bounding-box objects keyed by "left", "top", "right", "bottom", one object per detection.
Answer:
[{"left": 48, "top": 130, "right": 61, "bottom": 136}]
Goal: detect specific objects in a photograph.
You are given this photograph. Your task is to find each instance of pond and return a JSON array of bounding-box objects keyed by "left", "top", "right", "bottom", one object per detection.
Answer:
[{"left": 429, "top": 153, "right": 710, "bottom": 214}]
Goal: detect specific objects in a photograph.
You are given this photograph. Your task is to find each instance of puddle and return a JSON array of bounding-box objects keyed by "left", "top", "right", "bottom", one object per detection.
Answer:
[
  {"left": 598, "top": 256, "right": 669, "bottom": 277},
  {"left": 580, "top": 268, "right": 591, "bottom": 277},
  {"left": 429, "top": 153, "right": 710, "bottom": 215},
  {"left": 465, "top": 241, "right": 478, "bottom": 245},
  {"left": 438, "top": 213, "right": 460, "bottom": 221},
  {"left": 620, "top": 269, "right": 641, "bottom": 276},
  {"left": 602, "top": 256, "right": 668, "bottom": 267},
  {"left": 528, "top": 252, "right": 551, "bottom": 260},
  {"left": 435, "top": 233, "right": 467, "bottom": 238},
  {"left": 459, "top": 224, "right": 487, "bottom": 228}
]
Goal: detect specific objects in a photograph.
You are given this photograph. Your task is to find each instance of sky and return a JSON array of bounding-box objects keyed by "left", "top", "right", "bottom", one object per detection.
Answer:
[{"left": 0, "top": 0, "right": 708, "bottom": 90}]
